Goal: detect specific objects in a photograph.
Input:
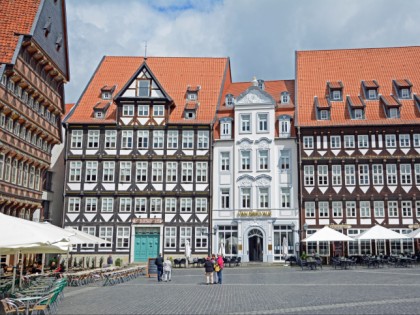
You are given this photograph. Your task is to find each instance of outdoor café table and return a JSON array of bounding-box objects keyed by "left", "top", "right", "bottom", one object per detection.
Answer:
[
  {"left": 16, "top": 296, "right": 43, "bottom": 315},
  {"left": 397, "top": 257, "right": 415, "bottom": 267},
  {"left": 339, "top": 258, "right": 355, "bottom": 269},
  {"left": 306, "top": 258, "right": 318, "bottom": 270}
]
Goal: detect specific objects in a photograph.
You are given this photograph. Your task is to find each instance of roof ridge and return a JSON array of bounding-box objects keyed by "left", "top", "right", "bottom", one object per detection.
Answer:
[{"left": 297, "top": 45, "right": 420, "bottom": 54}]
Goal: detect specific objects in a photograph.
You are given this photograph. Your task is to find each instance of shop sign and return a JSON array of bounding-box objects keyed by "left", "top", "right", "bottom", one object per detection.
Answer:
[
  {"left": 329, "top": 224, "right": 352, "bottom": 230},
  {"left": 132, "top": 218, "right": 163, "bottom": 224},
  {"left": 237, "top": 210, "right": 271, "bottom": 217},
  {"left": 408, "top": 224, "right": 420, "bottom": 229}
]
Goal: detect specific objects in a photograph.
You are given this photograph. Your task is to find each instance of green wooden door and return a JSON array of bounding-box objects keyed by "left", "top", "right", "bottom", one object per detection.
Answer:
[{"left": 134, "top": 233, "right": 159, "bottom": 262}]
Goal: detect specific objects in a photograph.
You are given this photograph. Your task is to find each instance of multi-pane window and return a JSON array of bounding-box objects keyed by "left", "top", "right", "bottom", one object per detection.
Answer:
[
  {"left": 399, "top": 134, "right": 410, "bottom": 148},
  {"left": 105, "top": 130, "right": 117, "bottom": 148},
  {"left": 303, "top": 136, "right": 314, "bottom": 149},
  {"left": 258, "top": 150, "right": 269, "bottom": 170},
  {"left": 122, "top": 105, "right": 134, "bottom": 116},
  {"left": 150, "top": 198, "right": 162, "bottom": 212},
  {"left": 344, "top": 135, "right": 355, "bottom": 148},
  {"left": 85, "top": 198, "right": 98, "bottom": 212},
  {"left": 385, "top": 134, "right": 396, "bottom": 148},
  {"left": 257, "top": 113, "right": 268, "bottom": 132},
  {"left": 136, "top": 162, "right": 148, "bottom": 182},
  {"left": 116, "top": 227, "right": 130, "bottom": 249},
  {"left": 166, "top": 162, "right": 177, "bottom": 182},
  {"left": 180, "top": 227, "right": 192, "bottom": 248},
  {"left": 165, "top": 227, "right": 176, "bottom": 248},
  {"left": 103, "top": 161, "right": 115, "bottom": 182},
  {"left": 304, "top": 165, "right": 314, "bottom": 186},
  {"left": 221, "top": 121, "right": 231, "bottom": 137},
  {"left": 279, "top": 119, "right": 290, "bottom": 137},
  {"left": 318, "top": 165, "right": 328, "bottom": 186},
  {"left": 386, "top": 164, "right": 397, "bottom": 185},
  {"left": 196, "top": 198, "right": 207, "bottom": 212},
  {"left": 181, "top": 162, "right": 193, "bottom": 182},
  {"left": 359, "top": 164, "right": 369, "bottom": 185},
  {"left": 99, "top": 227, "right": 113, "bottom": 249},
  {"left": 240, "top": 114, "right": 251, "bottom": 133},
  {"left": 346, "top": 201, "right": 356, "bottom": 217},
  {"left": 259, "top": 188, "right": 269, "bottom": 208},
  {"left": 85, "top": 161, "right": 98, "bottom": 182},
  {"left": 87, "top": 130, "right": 100, "bottom": 148},
  {"left": 374, "top": 201, "right": 385, "bottom": 217},
  {"left": 415, "top": 164, "right": 420, "bottom": 185},
  {"left": 101, "top": 197, "right": 114, "bottom": 212},
  {"left": 139, "top": 80, "right": 150, "bottom": 97},
  {"left": 372, "top": 164, "right": 383, "bottom": 185},
  {"left": 119, "top": 198, "right": 132, "bottom": 212},
  {"left": 330, "top": 136, "right": 341, "bottom": 149},
  {"left": 240, "top": 151, "right": 251, "bottom": 171},
  {"left": 180, "top": 198, "right": 192, "bottom": 212},
  {"left": 195, "top": 227, "right": 208, "bottom": 249},
  {"left": 167, "top": 130, "right": 178, "bottom": 149},
  {"left": 121, "top": 131, "right": 133, "bottom": 148},
  {"left": 221, "top": 189, "right": 230, "bottom": 209},
  {"left": 281, "top": 188, "right": 290, "bottom": 208},
  {"left": 71, "top": 130, "right": 83, "bottom": 148},
  {"left": 279, "top": 150, "right": 290, "bottom": 172},
  {"left": 358, "top": 135, "right": 369, "bottom": 148},
  {"left": 165, "top": 198, "right": 177, "bottom": 212},
  {"left": 221, "top": 152, "right": 230, "bottom": 171},
  {"left": 152, "top": 162, "right": 163, "bottom": 182},
  {"left": 153, "top": 130, "right": 164, "bottom": 148},
  {"left": 135, "top": 198, "right": 147, "bottom": 212},
  {"left": 198, "top": 131, "right": 209, "bottom": 149},
  {"left": 153, "top": 105, "right": 164, "bottom": 116},
  {"left": 414, "top": 134, "right": 420, "bottom": 147},
  {"left": 332, "top": 201, "right": 343, "bottom": 217},
  {"left": 138, "top": 105, "right": 149, "bottom": 116},
  {"left": 332, "top": 165, "right": 342, "bottom": 186},
  {"left": 388, "top": 201, "right": 398, "bottom": 217},
  {"left": 400, "top": 164, "right": 412, "bottom": 185},
  {"left": 402, "top": 201, "right": 412, "bottom": 217},
  {"left": 360, "top": 201, "right": 371, "bottom": 217},
  {"left": 81, "top": 227, "right": 96, "bottom": 249},
  {"left": 119, "top": 162, "right": 132, "bottom": 182},
  {"left": 182, "top": 130, "right": 194, "bottom": 149},
  {"left": 240, "top": 188, "right": 251, "bottom": 209},
  {"left": 319, "top": 201, "right": 329, "bottom": 217},
  {"left": 305, "top": 202, "right": 315, "bottom": 218},
  {"left": 69, "top": 161, "right": 82, "bottom": 182},
  {"left": 416, "top": 201, "right": 420, "bottom": 217},
  {"left": 68, "top": 197, "right": 81, "bottom": 212},
  {"left": 196, "top": 162, "right": 207, "bottom": 182},
  {"left": 137, "top": 130, "right": 149, "bottom": 149}
]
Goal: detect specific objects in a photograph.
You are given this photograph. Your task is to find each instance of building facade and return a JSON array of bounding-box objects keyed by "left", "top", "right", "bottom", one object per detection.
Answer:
[
  {"left": 63, "top": 57, "right": 228, "bottom": 263},
  {"left": 296, "top": 47, "right": 420, "bottom": 257},
  {"left": 212, "top": 77, "right": 299, "bottom": 263}
]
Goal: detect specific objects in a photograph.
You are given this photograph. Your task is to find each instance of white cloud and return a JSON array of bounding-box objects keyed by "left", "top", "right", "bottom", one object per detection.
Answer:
[{"left": 65, "top": 0, "right": 420, "bottom": 103}]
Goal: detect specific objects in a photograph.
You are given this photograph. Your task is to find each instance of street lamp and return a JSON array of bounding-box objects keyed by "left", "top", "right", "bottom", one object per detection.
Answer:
[
  {"left": 207, "top": 225, "right": 217, "bottom": 256},
  {"left": 292, "top": 222, "right": 308, "bottom": 258}
]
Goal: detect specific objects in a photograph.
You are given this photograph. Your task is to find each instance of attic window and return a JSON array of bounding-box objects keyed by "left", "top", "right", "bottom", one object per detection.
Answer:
[
  {"left": 327, "top": 81, "right": 343, "bottom": 101},
  {"left": 43, "top": 20, "right": 51, "bottom": 37},
  {"left": 187, "top": 92, "right": 197, "bottom": 101},
  {"left": 185, "top": 110, "right": 196, "bottom": 119},
  {"left": 314, "top": 96, "right": 331, "bottom": 120},
  {"left": 225, "top": 94, "right": 234, "bottom": 106},
  {"left": 55, "top": 35, "right": 63, "bottom": 51},
  {"left": 95, "top": 111, "right": 103, "bottom": 119},
  {"left": 362, "top": 80, "right": 379, "bottom": 100},
  {"left": 380, "top": 95, "right": 401, "bottom": 119},
  {"left": 394, "top": 79, "right": 412, "bottom": 99},
  {"left": 102, "top": 92, "right": 111, "bottom": 100},
  {"left": 258, "top": 79, "right": 265, "bottom": 90},
  {"left": 346, "top": 96, "right": 365, "bottom": 120},
  {"left": 281, "top": 92, "right": 289, "bottom": 104},
  {"left": 139, "top": 80, "right": 150, "bottom": 97}
]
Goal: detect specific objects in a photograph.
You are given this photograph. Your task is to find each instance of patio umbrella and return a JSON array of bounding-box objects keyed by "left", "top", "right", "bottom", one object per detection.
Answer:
[
  {"left": 184, "top": 240, "right": 191, "bottom": 267},
  {"left": 302, "top": 226, "right": 354, "bottom": 242},
  {"left": 282, "top": 237, "right": 289, "bottom": 260},
  {"left": 354, "top": 225, "right": 408, "bottom": 240},
  {"left": 408, "top": 228, "right": 420, "bottom": 239}
]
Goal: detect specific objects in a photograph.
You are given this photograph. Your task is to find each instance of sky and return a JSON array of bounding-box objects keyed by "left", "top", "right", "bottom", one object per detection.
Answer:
[{"left": 65, "top": 0, "right": 420, "bottom": 103}]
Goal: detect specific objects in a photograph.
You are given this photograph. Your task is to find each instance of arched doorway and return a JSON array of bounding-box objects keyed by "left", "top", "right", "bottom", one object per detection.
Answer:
[{"left": 248, "top": 228, "right": 263, "bottom": 262}]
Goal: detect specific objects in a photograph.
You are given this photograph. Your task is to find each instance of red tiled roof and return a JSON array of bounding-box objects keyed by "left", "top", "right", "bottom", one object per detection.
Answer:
[
  {"left": 315, "top": 97, "right": 330, "bottom": 109},
  {"left": 363, "top": 80, "right": 379, "bottom": 88},
  {"left": 185, "top": 101, "right": 198, "bottom": 110},
  {"left": 296, "top": 46, "right": 420, "bottom": 127},
  {"left": 94, "top": 101, "right": 111, "bottom": 110},
  {"left": 328, "top": 81, "right": 343, "bottom": 89},
  {"left": 66, "top": 57, "right": 228, "bottom": 124},
  {"left": 0, "top": 0, "right": 41, "bottom": 64},
  {"left": 380, "top": 95, "right": 401, "bottom": 107},
  {"left": 394, "top": 79, "right": 412, "bottom": 88},
  {"left": 101, "top": 85, "right": 116, "bottom": 92},
  {"left": 347, "top": 96, "right": 365, "bottom": 108},
  {"left": 187, "top": 85, "right": 200, "bottom": 92}
]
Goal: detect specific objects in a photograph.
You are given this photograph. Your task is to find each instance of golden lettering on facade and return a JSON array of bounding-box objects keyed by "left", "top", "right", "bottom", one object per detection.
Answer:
[
  {"left": 132, "top": 218, "right": 163, "bottom": 224},
  {"left": 237, "top": 211, "right": 271, "bottom": 217}
]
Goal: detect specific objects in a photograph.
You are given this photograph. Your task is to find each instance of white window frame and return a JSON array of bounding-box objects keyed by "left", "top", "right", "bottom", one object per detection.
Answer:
[
  {"left": 358, "top": 135, "right": 369, "bottom": 148},
  {"left": 318, "top": 165, "right": 328, "bottom": 186},
  {"left": 135, "top": 198, "right": 147, "bottom": 212},
  {"left": 181, "top": 162, "right": 193, "bottom": 182},
  {"left": 180, "top": 198, "right": 192, "bottom": 212},
  {"left": 165, "top": 227, "right": 176, "bottom": 248},
  {"left": 304, "top": 165, "right": 314, "bottom": 186},
  {"left": 121, "top": 130, "right": 133, "bottom": 149},
  {"left": 388, "top": 201, "right": 398, "bottom": 217},
  {"left": 81, "top": 227, "right": 96, "bottom": 249},
  {"left": 344, "top": 135, "right": 355, "bottom": 148},
  {"left": 346, "top": 201, "right": 356, "bottom": 217},
  {"left": 399, "top": 134, "right": 410, "bottom": 148},
  {"left": 165, "top": 198, "right": 177, "bottom": 212},
  {"left": 196, "top": 162, "right": 207, "bottom": 182},
  {"left": 258, "top": 150, "right": 269, "bottom": 170},
  {"left": 119, "top": 198, "right": 132, "bottom": 212},
  {"left": 69, "top": 161, "right": 82, "bottom": 182},
  {"left": 71, "top": 130, "right": 83, "bottom": 148},
  {"left": 240, "top": 187, "right": 251, "bottom": 209},
  {"left": 305, "top": 202, "right": 315, "bottom": 218},
  {"left": 153, "top": 130, "right": 164, "bottom": 149},
  {"left": 99, "top": 227, "right": 113, "bottom": 249},
  {"left": 85, "top": 161, "right": 98, "bottom": 182},
  {"left": 331, "top": 165, "right": 342, "bottom": 186},
  {"left": 101, "top": 197, "right": 114, "bottom": 212},
  {"left": 85, "top": 197, "right": 98, "bottom": 212},
  {"left": 257, "top": 113, "right": 268, "bottom": 132},
  {"left": 123, "top": 105, "right": 134, "bottom": 116},
  {"left": 196, "top": 198, "right": 207, "bottom": 212},
  {"left": 303, "top": 136, "right": 314, "bottom": 149},
  {"left": 240, "top": 151, "right": 251, "bottom": 171},
  {"left": 182, "top": 130, "right": 194, "bottom": 149},
  {"left": 221, "top": 152, "right": 230, "bottom": 171},
  {"left": 153, "top": 105, "right": 164, "bottom": 116},
  {"left": 87, "top": 130, "right": 100, "bottom": 149},
  {"left": 119, "top": 162, "right": 132, "bottom": 182},
  {"left": 103, "top": 161, "right": 115, "bottom": 182},
  {"left": 166, "top": 162, "right": 177, "bottom": 182},
  {"left": 372, "top": 164, "right": 384, "bottom": 185},
  {"left": 198, "top": 131, "right": 209, "bottom": 149},
  {"left": 221, "top": 189, "right": 230, "bottom": 209},
  {"left": 259, "top": 187, "right": 269, "bottom": 208},
  {"left": 68, "top": 197, "right": 81, "bottom": 212},
  {"left": 374, "top": 201, "right": 385, "bottom": 217},
  {"left": 180, "top": 227, "right": 192, "bottom": 248},
  {"left": 385, "top": 134, "right": 396, "bottom": 148},
  {"left": 402, "top": 201, "right": 412, "bottom": 217},
  {"left": 138, "top": 105, "right": 149, "bottom": 116},
  {"left": 136, "top": 161, "right": 148, "bottom": 182},
  {"left": 116, "top": 227, "right": 130, "bottom": 249},
  {"left": 137, "top": 130, "right": 149, "bottom": 149},
  {"left": 360, "top": 201, "right": 371, "bottom": 217},
  {"left": 330, "top": 136, "right": 341, "bottom": 149},
  {"left": 195, "top": 227, "right": 208, "bottom": 249},
  {"left": 319, "top": 201, "right": 329, "bottom": 218},
  {"left": 400, "top": 164, "right": 412, "bottom": 185},
  {"left": 387, "top": 164, "right": 397, "bottom": 185},
  {"left": 240, "top": 114, "right": 251, "bottom": 133},
  {"left": 152, "top": 162, "right": 163, "bottom": 182},
  {"left": 167, "top": 130, "right": 178, "bottom": 149},
  {"left": 332, "top": 201, "right": 343, "bottom": 217},
  {"left": 150, "top": 198, "right": 162, "bottom": 212},
  {"left": 359, "top": 164, "right": 370, "bottom": 186},
  {"left": 105, "top": 130, "right": 117, "bottom": 149}
]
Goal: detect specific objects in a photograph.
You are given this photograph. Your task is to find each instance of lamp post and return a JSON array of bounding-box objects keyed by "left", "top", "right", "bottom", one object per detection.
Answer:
[
  {"left": 207, "top": 225, "right": 217, "bottom": 256},
  {"left": 292, "top": 222, "right": 308, "bottom": 258}
]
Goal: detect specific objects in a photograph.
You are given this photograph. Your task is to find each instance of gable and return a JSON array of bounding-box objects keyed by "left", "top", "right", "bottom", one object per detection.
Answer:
[{"left": 235, "top": 86, "right": 275, "bottom": 105}]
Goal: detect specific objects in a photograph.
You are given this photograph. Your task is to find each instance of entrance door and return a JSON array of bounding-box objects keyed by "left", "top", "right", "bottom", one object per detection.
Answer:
[
  {"left": 248, "top": 229, "right": 263, "bottom": 262},
  {"left": 134, "top": 233, "right": 159, "bottom": 262}
]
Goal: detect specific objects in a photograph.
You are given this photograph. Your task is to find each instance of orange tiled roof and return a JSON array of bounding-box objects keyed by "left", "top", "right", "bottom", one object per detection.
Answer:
[
  {"left": 0, "top": 0, "right": 41, "bottom": 64},
  {"left": 328, "top": 81, "right": 343, "bottom": 89},
  {"left": 66, "top": 56, "right": 228, "bottom": 124},
  {"left": 380, "top": 95, "right": 401, "bottom": 107},
  {"left": 314, "top": 96, "right": 330, "bottom": 109},
  {"left": 94, "top": 101, "right": 111, "bottom": 110},
  {"left": 296, "top": 46, "right": 420, "bottom": 127},
  {"left": 394, "top": 79, "right": 412, "bottom": 88},
  {"left": 347, "top": 96, "right": 365, "bottom": 108},
  {"left": 185, "top": 101, "right": 198, "bottom": 110},
  {"left": 363, "top": 80, "right": 379, "bottom": 88}
]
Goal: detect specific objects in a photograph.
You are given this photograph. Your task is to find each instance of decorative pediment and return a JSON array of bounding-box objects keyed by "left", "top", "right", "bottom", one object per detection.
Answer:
[
  {"left": 237, "top": 175, "right": 254, "bottom": 187},
  {"left": 236, "top": 138, "right": 253, "bottom": 150},
  {"left": 235, "top": 86, "right": 275, "bottom": 105},
  {"left": 255, "top": 175, "right": 272, "bottom": 187}
]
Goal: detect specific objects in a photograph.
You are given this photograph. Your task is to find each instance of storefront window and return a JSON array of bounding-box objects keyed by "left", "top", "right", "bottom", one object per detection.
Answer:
[
  {"left": 273, "top": 225, "right": 293, "bottom": 261},
  {"left": 218, "top": 226, "right": 238, "bottom": 256}
]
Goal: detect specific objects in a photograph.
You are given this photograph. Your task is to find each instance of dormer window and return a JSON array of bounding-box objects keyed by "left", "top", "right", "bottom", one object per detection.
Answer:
[
  {"left": 327, "top": 81, "right": 344, "bottom": 101},
  {"left": 102, "top": 92, "right": 111, "bottom": 100},
  {"left": 187, "top": 92, "right": 197, "bottom": 101},
  {"left": 184, "top": 101, "right": 198, "bottom": 120},
  {"left": 185, "top": 110, "right": 196, "bottom": 119},
  {"left": 332, "top": 90, "right": 341, "bottom": 100},
  {"left": 368, "top": 89, "right": 376, "bottom": 99},
  {"left": 93, "top": 101, "right": 110, "bottom": 119},
  {"left": 225, "top": 94, "right": 234, "bottom": 106},
  {"left": 380, "top": 95, "right": 401, "bottom": 119},
  {"left": 278, "top": 115, "right": 291, "bottom": 138},
  {"left": 281, "top": 92, "right": 289, "bottom": 104},
  {"left": 314, "top": 96, "right": 331, "bottom": 120},
  {"left": 362, "top": 80, "right": 379, "bottom": 100},
  {"left": 220, "top": 118, "right": 232, "bottom": 140},
  {"left": 95, "top": 111, "right": 103, "bottom": 119},
  {"left": 258, "top": 79, "right": 265, "bottom": 90},
  {"left": 347, "top": 96, "right": 365, "bottom": 120},
  {"left": 393, "top": 79, "right": 412, "bottom": 99},
  {"left": 101, "top": 85, "right": 116, "bottom": 100},
  {"left": 55, "top": 35, "right": 63, "bottom": 51},
  {"left": 43, "top": 20, "right": 51, "bottom": 37}
]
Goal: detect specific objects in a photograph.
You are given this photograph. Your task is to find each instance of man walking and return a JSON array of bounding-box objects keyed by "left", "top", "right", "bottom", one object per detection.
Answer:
[{"left": 155, "top": 253, "right": 164, "bottom": 282}]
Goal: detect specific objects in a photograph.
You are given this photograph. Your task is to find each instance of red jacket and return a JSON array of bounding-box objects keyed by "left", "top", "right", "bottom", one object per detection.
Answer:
[{"left": 217, "top": 256, "right": 224, "bottom": 269}]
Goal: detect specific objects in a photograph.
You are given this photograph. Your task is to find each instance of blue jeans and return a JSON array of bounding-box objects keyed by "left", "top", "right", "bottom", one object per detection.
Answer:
[{"left": 217, "top": 269, "right": 222, "bottom": 284}]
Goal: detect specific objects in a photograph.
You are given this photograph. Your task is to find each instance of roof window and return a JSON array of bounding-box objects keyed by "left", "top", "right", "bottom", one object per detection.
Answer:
[
  {"left": 393, "top": 79, "right": 412, "bottom": 99},
  {"left": 257, "top": 79, "right": 265, "bottom": 90},
  {"left": 314, "top": 96, "right": 331, "bottom": 120},
  {"left": 380, "top": 95, "right": 401, "bottom": 119},
  {"left": 225, "top": 94, "right": 234, "bottom": 106},
  {"left": 280, "top": 91, "right": 289, "bottom": 104},
  {"left": 101, "top": 85, "right": 116, "bottom": 100},
  {"left": 327, "top": 81, "right": 344, "bottom": 101},
  {"left": 346, "top": 96, "right": 365, "bottom": 120},
  {"left": 362, "top": 80, "right": 379, "bottom": 100}
]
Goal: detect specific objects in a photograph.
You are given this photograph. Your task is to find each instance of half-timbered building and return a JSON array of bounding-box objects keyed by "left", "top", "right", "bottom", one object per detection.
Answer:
[
  {"left": 212, "top": 77, "right": 299, "bottom": 263},
  {"left": 296, "top": 47, "right": 420, "bottom": 257},
  {"left": 63, "top": 57, "right": 229, "bottom": 263}
]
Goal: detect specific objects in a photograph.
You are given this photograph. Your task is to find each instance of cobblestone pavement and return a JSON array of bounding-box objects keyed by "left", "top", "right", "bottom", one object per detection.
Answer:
[{"left": 58, "top": 265, "right": 420, "bottom": 314}]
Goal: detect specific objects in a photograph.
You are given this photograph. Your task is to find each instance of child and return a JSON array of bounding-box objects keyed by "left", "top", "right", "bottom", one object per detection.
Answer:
[{"left": 163, "top": 257, "right": 172, "bottom": 282}]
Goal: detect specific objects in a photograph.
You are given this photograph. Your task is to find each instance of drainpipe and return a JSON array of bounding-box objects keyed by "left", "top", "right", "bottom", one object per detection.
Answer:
[{"left": 297, "top": 126, "right": 303, "bottom": 254}]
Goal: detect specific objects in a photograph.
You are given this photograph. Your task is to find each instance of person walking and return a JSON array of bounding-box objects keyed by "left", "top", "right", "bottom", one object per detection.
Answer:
[
  {"left": 216, "top": 254, "right": 224, "bottom": 284},
  {"left": 163, "top": 257, "right": 172, "bottom": 282},
  {"left": 155, "top": 253, "right": 164, "bottom": 282},
  {"left": 203, "top": 256, "right": 214, "bottom": 285}
]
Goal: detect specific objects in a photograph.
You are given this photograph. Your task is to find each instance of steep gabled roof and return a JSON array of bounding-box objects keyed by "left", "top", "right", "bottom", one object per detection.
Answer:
[
  {"left": 296, "top": 46, "right": 420, "bottom": 127},
  {"left": 66, "top": 56, "right": 228, "bottom": 124}
]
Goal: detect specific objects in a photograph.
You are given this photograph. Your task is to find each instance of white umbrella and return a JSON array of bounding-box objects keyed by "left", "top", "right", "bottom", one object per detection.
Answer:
[
  {"left": 218, "top": 240, "right": 225, "bottom": 257},
  {"left": 282, "top": 237, "right": 289, "bottom": 259},
  {"left": 184, "top": 240, "right": 191, "bottom": 268},
  {"left": 354, "top": 225, "right": 408, "bottom": 240},
  {"left": 302, "top": 226, "right": 354, "bottom": 242},
  {"left": 408, "top": 228, "right": 420, "bottom": 239}
]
